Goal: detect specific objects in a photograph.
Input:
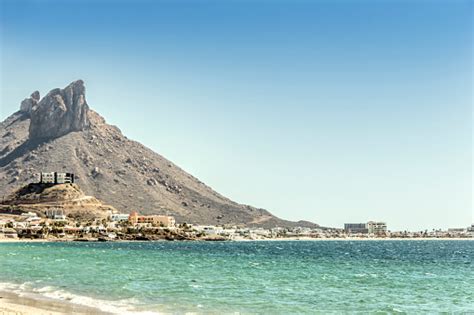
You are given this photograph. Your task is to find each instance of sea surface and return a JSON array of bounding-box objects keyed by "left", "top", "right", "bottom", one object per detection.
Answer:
[{"left": 0, "top": 240, "right": 473, "bottom": 314}]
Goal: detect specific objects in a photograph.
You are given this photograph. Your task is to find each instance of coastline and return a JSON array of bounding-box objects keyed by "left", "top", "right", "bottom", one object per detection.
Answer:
[
  {"left": 234, "top": 237, "right": 474, "bottom": 242},
  {"left": 0, "top": 237, "right": 472, "bottom": 243},
  {"left": 0, "top": 289, "right": 111, "bottom": 315}
]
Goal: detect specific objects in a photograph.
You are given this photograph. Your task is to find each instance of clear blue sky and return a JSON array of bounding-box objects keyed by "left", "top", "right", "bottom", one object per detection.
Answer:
[{"left": 0, "top": 0, "right": 472, "bottom": 231}]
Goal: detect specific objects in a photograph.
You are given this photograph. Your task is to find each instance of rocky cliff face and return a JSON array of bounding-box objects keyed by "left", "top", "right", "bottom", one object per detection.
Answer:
[
  {"left": 0, "top": 80, "right": 317, "bottom": 228},
  {"left": 29, "top": 80, "right": 89, "bottom": 140}
]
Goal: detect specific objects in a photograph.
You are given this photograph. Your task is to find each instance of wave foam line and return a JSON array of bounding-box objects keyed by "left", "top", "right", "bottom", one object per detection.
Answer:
[{"left": 0, "top": 281, "right": 160, "bottom": 315}]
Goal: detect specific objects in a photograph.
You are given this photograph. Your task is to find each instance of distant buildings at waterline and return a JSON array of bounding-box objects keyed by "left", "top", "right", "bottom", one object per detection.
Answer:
[
  {"left": 109, "top": 211, "right": 176, "bottom": 227},
  {"left": 129, "top": 211, "right": 176, "bottom": 227},
  {"left": 344, "top": 223, "right": 369, "bottom": 234},
  {"left": 344, "top": 221, "right": 388, "bottom": 235},
  {"left": 0, "top": 174, "right": 473, "bottom": 240},
  {"left": 45, "top": 209, "right": 67, "bottom": 221},
  {"left": 110, "top": 213, "right": 130, "bottom": 222},
  {"left": 367, "top": 221, "right": 388, "bottom": 235},
  {"left": 1, "top": 210, "right": 473, "bottom": 241}
]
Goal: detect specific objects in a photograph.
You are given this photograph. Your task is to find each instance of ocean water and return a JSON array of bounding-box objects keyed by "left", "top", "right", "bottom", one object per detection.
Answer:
[{"left": 0, "top": 240, "right": 473, "bottom": 314}]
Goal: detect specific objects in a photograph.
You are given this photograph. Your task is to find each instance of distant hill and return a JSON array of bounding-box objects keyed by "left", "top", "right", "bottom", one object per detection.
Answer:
[
  {"left": 1, "top": 183, "right": 116, "bottom": 221},
  {"left": 0, "top": 80, "right": 317, "bottom": 228}
]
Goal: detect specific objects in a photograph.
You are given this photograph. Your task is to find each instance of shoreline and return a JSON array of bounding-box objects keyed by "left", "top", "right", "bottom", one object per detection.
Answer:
[
  {"left": 0, "top": 237, "right": 472, "bottom": 243},
  {"left": 233, "top": 237, "right": 474, "bottom": 242},
  {"left": 0, "top": 289, "right": 111, "bottom": 315}
]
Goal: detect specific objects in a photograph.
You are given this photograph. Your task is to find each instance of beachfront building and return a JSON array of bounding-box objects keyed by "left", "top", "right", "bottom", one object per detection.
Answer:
[
  {"left": 45, "top": 209, "right": 67, "bottom": 220},
  {"left": 0, "top": 219, "right": 9, "bottom": 232},
  {"left": 467, "top": 225, "right": 474, "bottom": 238},
  {"left": 54, "top": 214, "right": 67, "bottom": 221},
  {"left": 21, "top": 212, "right": 40, "bottom": 222},
  {"left": 344, "top": 222, "right": 387, "bottom": 235},
  {"left": 344, "top": 223, "right": 368, "bottom": 234},
  {"left": 24, "top": 215, "right": 41, "bottom": 224},
  {"left": 448, "top": 228, "right": 466, "bottom": 233},
  {"left": 110, "top": 213, "right": 130, "bottom": 222},
  {"left": 1, "top": 228, "right": 18, "bottom": 239},
  {"left": 367, "top": 221, "right": 387, "bottom": 235},
  {"left": 129, "top": 211, "right": 176, "bottom": 227},
  {"left": 194, "top": 225, "right": 225, "bottom": 235}
]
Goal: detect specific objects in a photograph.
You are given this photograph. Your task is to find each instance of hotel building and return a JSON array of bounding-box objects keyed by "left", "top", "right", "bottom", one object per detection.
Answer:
[
  {"left": 129, "top": 211, "right": 175, "bottom": 227},
  {"left": 344, "top": 221, "right": 387, "bottom": 235},
  {"left": 344, "top": 223, "right": 369, "bottom": 234},
  {"left": 367, "top": 221, "right": 387, "bottom": 235}
]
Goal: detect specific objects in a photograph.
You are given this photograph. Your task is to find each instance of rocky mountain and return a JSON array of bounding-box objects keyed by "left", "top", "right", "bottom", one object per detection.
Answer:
[{"left": 0, "top": 80, "right": 317, "bottom": 228}]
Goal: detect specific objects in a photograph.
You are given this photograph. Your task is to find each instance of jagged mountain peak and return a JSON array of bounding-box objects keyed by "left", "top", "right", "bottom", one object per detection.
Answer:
[
  {"left": 28, "top": 80, "right": 89, "bottom": 140},
  {"left": 20, "top": 91, "right": 40, "bottom": 114}
]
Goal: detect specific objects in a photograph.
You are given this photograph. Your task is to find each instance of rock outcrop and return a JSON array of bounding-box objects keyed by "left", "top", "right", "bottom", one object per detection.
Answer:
[
  {"left": 1, "top": 183, "right": 116, "bottom": 220},
  {"left": 20, "top": 91, "right": 40, "bottom": 114},
  {"left": 28, "top": 80, "right": 89, "bottom": 140}
]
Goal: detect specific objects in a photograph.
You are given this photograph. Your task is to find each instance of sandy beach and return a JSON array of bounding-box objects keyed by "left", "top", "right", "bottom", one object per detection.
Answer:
[{"left": 0, "top": 290, "right": 108, "bottom": 315}]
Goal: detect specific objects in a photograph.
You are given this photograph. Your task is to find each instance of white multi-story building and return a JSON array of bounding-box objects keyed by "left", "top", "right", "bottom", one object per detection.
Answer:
[
  {"left": 38, "top": 172, "right": 75, "bottom": 184},
  {"left": 39, "top": 172, "right": 55, "bottom": 184},
  {"left": 54, "top": 214, "right": 67, "bottom": 221},
  {"left": 194, "top": 225, "right": 224, "bottom": 235},
  {"left": 45, "top": 209, "right": 67, "bottom": 221},
  {"left": 367, "top": 221, "right": 387, "bottom": 235},
  {"left": 344, "top": 223, "right": 368, "bottom": 234},
  {"left": 0, "top": 220, "right": 9, "bottom": 233},
  {"left": 56, "top": 172, "right": 74, "bottom": 184}
]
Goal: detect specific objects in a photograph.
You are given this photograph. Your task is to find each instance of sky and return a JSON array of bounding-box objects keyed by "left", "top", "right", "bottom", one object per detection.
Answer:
[{"left": 0, "top": 0, "right": 472, "bottom": 231}]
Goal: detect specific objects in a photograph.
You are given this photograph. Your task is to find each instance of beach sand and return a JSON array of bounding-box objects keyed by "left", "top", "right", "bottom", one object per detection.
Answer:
[{"left": 0, "top": 290, "right": 109, "bottom": 315}]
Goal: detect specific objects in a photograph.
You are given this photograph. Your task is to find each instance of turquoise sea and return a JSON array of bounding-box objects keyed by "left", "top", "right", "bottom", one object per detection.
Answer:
[{"left": 0, "top": 240, "right": 473, "bottom": 314}]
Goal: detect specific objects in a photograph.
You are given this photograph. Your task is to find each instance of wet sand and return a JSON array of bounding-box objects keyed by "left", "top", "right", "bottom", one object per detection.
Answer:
[{"left": 0, "top": 290, "right": 109, "bottom": 315}]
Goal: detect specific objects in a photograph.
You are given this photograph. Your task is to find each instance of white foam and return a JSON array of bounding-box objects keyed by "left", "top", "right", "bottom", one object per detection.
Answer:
[{"left": 0, "top": 281, "right": 160, "bottom": 315}]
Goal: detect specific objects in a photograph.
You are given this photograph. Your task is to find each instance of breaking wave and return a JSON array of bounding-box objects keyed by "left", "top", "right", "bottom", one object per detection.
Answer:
[{"left": 0, "top": 281, "right": 158, "bottom": 315}]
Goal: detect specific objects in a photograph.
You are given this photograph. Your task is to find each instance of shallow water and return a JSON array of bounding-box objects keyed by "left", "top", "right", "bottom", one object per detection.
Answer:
[{"left": 0, "top": 240, "right": 473, "bottom": 314}]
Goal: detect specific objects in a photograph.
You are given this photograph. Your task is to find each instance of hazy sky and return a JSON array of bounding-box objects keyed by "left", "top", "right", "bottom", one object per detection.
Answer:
[{"left": 0, "top": 0, "right": 472, "bottom": 231}]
